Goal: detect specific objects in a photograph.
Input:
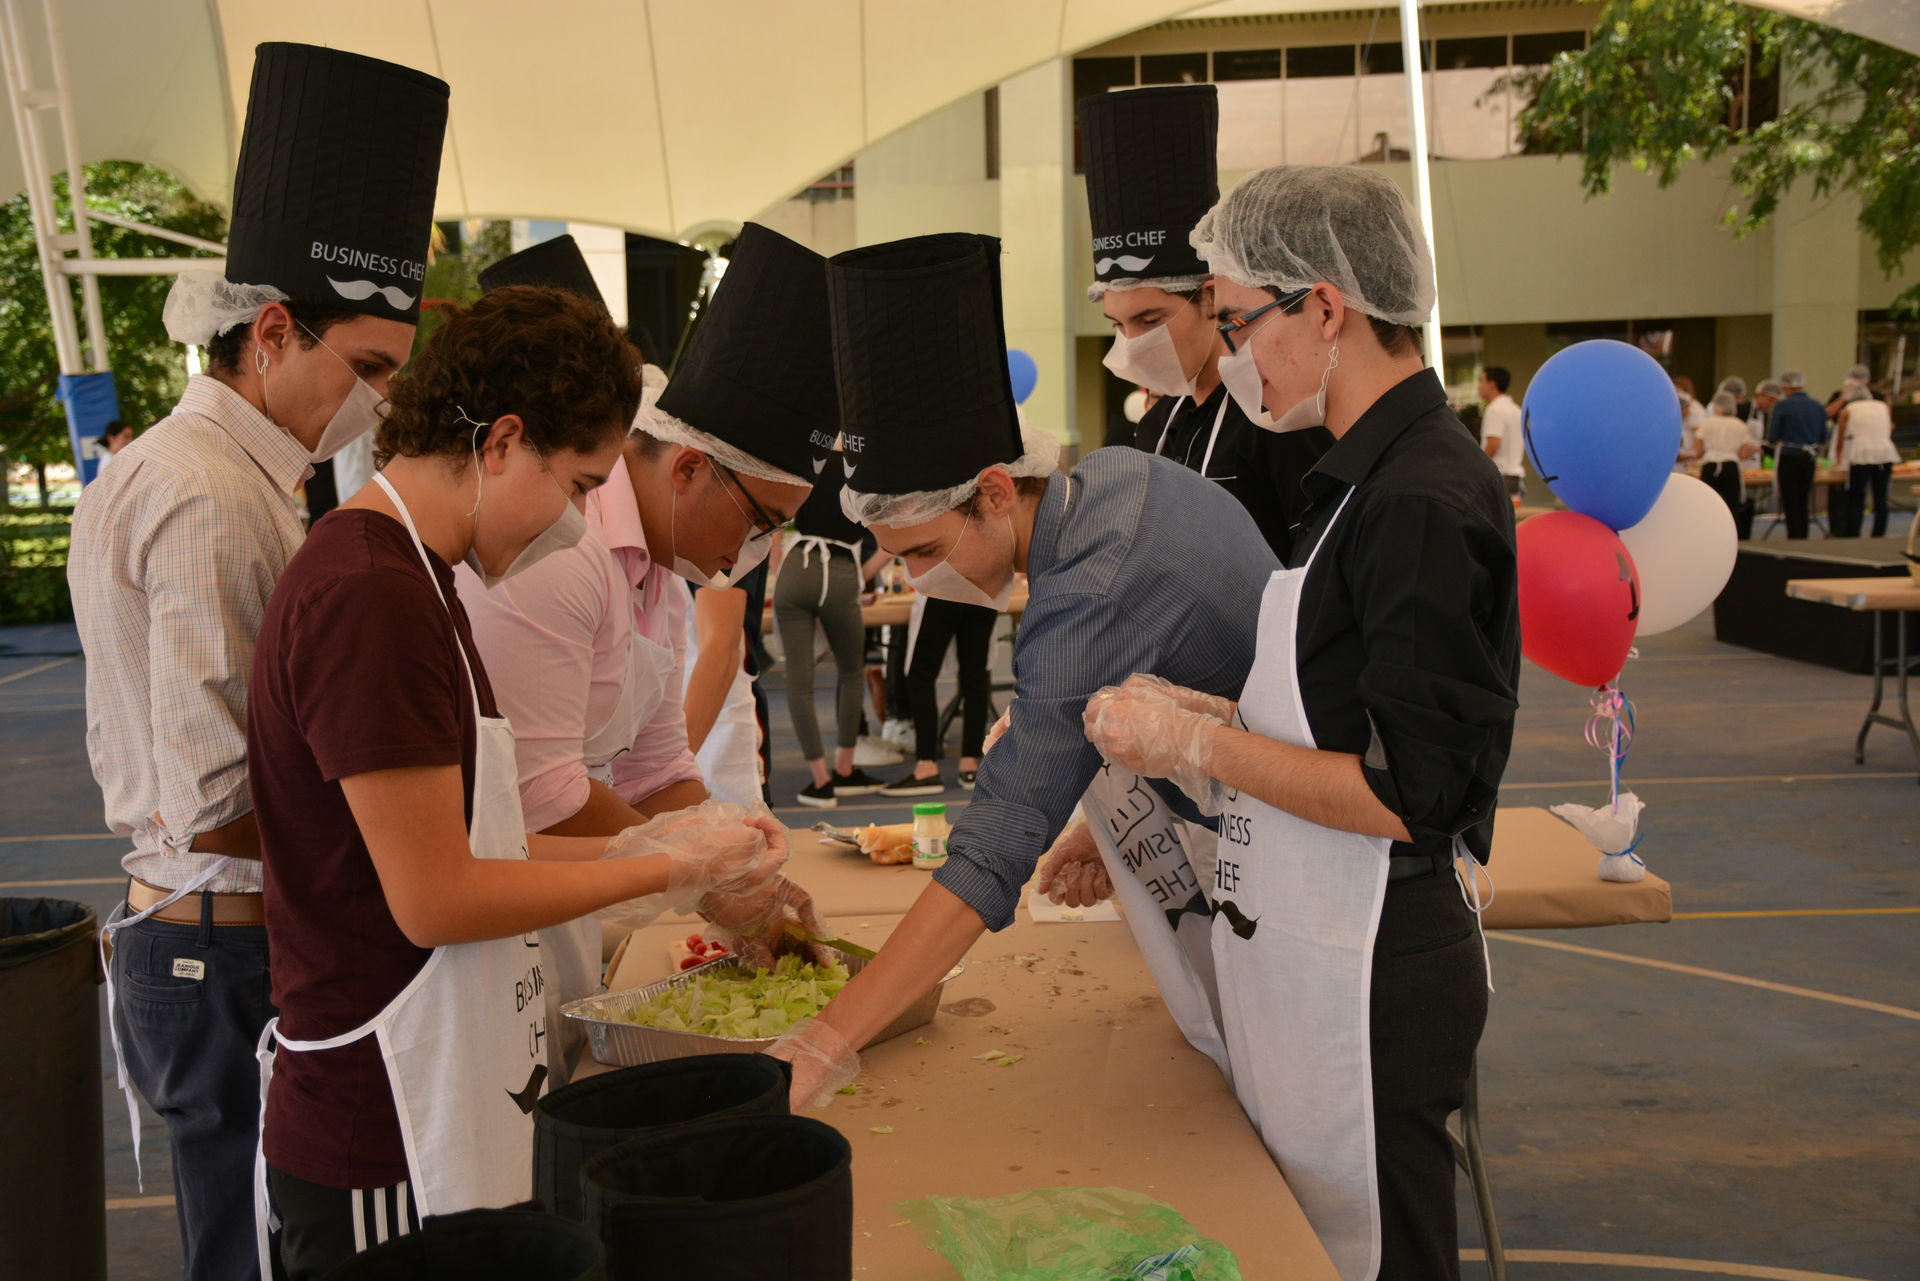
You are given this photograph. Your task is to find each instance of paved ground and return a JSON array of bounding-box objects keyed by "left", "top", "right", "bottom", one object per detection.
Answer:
[{"left": 3, "top": 525, "right": 1916, "bottom": 1279}]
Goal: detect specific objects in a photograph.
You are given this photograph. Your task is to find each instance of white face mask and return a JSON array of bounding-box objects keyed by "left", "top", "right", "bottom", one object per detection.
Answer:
[
  {"left": 257, "top": 327, "right": 388, "bottom": 463},
  {"left": 1101, "top": 299, "right": 1201, "bottom": 398},
  {"left": 460, "top": 413, "right": 588, "bottom": 590},
  {"left": 1220, "top": 321, "right": 1339, "bottom": 436},
  {"left": 907, "top": 512, "right": 1014, "bottom": 610},
  {"left": 669, "top": 459, "right": 771, "bottom": 589}
]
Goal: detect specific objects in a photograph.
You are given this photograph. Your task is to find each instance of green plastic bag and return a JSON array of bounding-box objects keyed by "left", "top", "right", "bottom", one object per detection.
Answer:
[{"left": 899, "top": 1186, "right": 1242, "bottom": 1281}]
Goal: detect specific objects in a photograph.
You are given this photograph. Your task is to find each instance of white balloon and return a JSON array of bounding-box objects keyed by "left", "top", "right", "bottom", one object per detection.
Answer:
[{"left": 1617, "top": 473, "right": 1738, "bottom": 636}]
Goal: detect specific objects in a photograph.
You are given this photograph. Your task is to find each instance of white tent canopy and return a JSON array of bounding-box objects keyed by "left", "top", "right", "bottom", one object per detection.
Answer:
[{"left": 4, "top": 0, "right": 1913, "bottom": 241}]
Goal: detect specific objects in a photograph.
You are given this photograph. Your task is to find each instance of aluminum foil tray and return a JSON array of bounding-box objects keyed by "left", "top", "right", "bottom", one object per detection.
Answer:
[{"left": 563, "top": 948, "right": 964, "bottom": 1068}]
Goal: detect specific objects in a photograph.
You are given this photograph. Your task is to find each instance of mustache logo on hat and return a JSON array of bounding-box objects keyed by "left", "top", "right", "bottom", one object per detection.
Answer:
[
  {"left": 327, "top": 277, "right": 418, "bottom": 310},
  {"left": 1095, "top": 254, "right": 1156, "bottom": 275}
]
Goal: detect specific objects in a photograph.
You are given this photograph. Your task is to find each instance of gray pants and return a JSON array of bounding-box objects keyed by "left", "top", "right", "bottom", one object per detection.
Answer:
[{"left": 773, "top": 547, "right": 865, "bottom": 760}]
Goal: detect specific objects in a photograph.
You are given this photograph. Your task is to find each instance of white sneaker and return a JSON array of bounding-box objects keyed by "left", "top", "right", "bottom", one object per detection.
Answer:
[
  {"left": 853, "top": 735, "right": 908, "bottom": 767},
  {"left": 881, "top": 718, "right": 915, "bottom": 749}
]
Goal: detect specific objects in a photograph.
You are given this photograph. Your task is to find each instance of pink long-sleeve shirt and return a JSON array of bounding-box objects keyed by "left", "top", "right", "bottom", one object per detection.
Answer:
[{"left": 454, "top": 455, "right": 700, "bottom": 830}]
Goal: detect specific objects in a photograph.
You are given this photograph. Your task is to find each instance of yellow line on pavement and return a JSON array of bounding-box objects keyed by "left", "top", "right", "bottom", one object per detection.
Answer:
[
  {"left": 1673, "top": 907, "right": 1920, "bottom": 920},
  {"left": 1492, "top": 933, "right": 1920, "bottom": 1022},
  {"left": 0, "top": 655, "right": 74, "bottom": 685},
  {"left": 105, "top": 1195, "right": 175, "bottom": 1212},
  {"left": 1460, "top": 1248, "right": 1876, "bottom": 1280},
  {"left": 0, "top": 876, "right": 123, "bottom": 889}
]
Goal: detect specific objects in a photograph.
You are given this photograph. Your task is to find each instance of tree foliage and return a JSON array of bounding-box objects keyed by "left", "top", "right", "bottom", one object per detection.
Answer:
[
  {"left": 1512, "top": 0, "right": 1920, "bottom": 309},
  {"left": 0, "top": 161, "right": 226, "bottom": 467}
]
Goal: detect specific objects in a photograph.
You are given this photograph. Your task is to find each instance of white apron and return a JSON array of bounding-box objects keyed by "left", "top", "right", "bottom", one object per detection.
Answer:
[
  {"left": 684, "top": 610, "right": 763, "bottom": 806},
  {"left": 1080, "top": 763, "right": 1229, "bottom": 1079},
  {"left": 1212, "top": 487, "right": 1389, "bottom": 1281},
  {"left": 254, "top": 474, "right": 548, "bottom": 1268}
]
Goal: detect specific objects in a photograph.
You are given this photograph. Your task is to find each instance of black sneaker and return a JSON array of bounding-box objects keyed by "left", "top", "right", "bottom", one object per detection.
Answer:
[
  {"left": 880, "top": 770, "right": 946, "bottom": 797},
  {"left": 796, "top": 779, "right": 838, "bottom": 808},
  {"left": 958, "top": 769, "right": 977, "bottom": 791},
  {"left": 832, "top": 768, "right": 885, "bottom": 797}
]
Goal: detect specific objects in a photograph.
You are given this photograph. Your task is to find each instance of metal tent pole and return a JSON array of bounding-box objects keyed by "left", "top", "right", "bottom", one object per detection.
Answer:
[
  {"left": 0, "top": 0, "right": 84, "bottom": 373},
  {"left": 1398, "top": 0, "right": 1444, "bottom": 371}
]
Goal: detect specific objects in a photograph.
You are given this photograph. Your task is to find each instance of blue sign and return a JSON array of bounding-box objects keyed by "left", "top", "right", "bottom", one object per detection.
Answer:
[{"left": 57, "top": 370, "right": 122, "bottom": 487}]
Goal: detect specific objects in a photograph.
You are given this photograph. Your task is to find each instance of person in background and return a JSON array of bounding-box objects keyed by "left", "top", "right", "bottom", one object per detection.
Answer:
[
  {"left": 95, "top": 419, "right": 134, "bottom": 473},
  {"left": 1715, "top": 376, "right": 1751, "bottom": 423},
  {"left": 1673, "top": 375, "right": 1707, "bottom": 467},
  {"left": 880, "top": 595, "right": 999, "bottom": 797},
  {"left": 1825, "top": 364, "right": 1885, "bottom": 420},
  {"left": 1833, "top": 382, "right": 1901, "bottom": 538},
  {"left": 1478, "top": 366, "right": 1525, "bottom": 500},
  {"left": 65, "top": 43, "right": 446, "bottom": 1281},
  {"left": 780, "top": 443, "right": 894, "bottom": 808},
  {"left": 1768, "top": 371, "right": 1829, "bottom": 539},
  {"left": 1749, "top": 379, "right": 1782, "bottom": 456},
  {"left": 1694, "top": 390, "right": 1759, "bottom": 538},
  {"left": 247, "top": 284, "right": 809, "bottom": 1279},
  {"left": 683, "top": 580, "right": 765, "bottom": 806}
]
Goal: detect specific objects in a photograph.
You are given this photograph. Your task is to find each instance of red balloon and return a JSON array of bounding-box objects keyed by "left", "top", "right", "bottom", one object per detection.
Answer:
[{"left": 1517, "top": 511, "right": 1641, "bottom": 687}]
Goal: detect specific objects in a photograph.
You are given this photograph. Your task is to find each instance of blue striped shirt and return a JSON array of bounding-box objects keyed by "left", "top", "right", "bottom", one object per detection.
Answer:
[{"left": 934, "top": 447, "right": 1281, "bottom": 930}]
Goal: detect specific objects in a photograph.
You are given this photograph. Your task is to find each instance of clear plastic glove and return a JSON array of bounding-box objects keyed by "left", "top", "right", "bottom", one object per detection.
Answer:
[
  {"left": 706, "top": 874, "right": 832, "bottom": 970},
  {"left": 1083, "top": 685, "right": 1221, "bottom": 814},
  {"left": 767, "top": 1018, "right": 862, "bottom": 1110},
  {"left": 1035, "top": 820, "right": 1112, "bottom": 908},
  {"left": 596, "top": 800, "right": 788, "bottom": 932},
  {"left": 1121, "top": 673, "right": 1234, "bottom": 724}
]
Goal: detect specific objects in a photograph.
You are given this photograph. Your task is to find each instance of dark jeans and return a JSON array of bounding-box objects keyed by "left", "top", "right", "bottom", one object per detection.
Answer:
[
  {"left": 1845, "top": 463, "right": 1893, "bottom": 538},
  {"left": 1776, "top": 447, "right": 1817, "bottom": 538},
  {"left": 1370, "top": 866, "right": 1489, "bottom": 1281},
  {"left": 111, "top": 905, "right": 276, "bottom": 1281},
  {"left": 1700, "top": 461, "right": 1753, "bottom": 540},
  {"left": 908, "top": 598, "right": 996, "bottom": 762}
]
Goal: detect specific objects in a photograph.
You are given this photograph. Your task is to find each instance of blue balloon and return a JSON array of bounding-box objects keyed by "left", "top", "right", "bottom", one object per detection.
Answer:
[
  {"left": 1521, "top": 339, "right": 1683, "bottom": 531},
  {"left": 1006, "top": 349, "right": 1039, "bottom": 404}
]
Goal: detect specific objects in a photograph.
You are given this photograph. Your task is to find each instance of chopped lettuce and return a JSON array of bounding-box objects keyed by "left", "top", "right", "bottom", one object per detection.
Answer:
[{"left": 622, "top": 955, "right": 851, "bottom": 1040}]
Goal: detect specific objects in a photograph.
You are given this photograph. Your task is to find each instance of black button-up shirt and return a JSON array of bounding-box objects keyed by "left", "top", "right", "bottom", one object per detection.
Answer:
[
  {"left": 1287, "top": 369, "right": 1520, "bottom": 863},
  {"left": 1135, "top": 383, "right": 1331, "bottom": 562}
]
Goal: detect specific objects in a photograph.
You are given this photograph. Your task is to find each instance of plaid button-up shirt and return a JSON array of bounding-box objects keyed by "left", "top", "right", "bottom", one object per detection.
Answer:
[{"left": 68, "top": 375, "right": 312, "bottom": 892}]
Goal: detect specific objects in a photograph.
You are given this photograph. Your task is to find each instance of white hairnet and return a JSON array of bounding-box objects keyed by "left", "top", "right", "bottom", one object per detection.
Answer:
[
  {"left": 1780, "top": 370, "right": 1806, "bottom": 389},
  {"left": 1715, "top": 376, "right": 1747, "bottom": 399},
  {"left": 1086, "top": 273, "right": 1207, "bottom": 304},
  {"left": 1189, "top": 165, "right": 1435, "bottom": 327},
  {"left": 163, "top": 268, "right": 290, "bottom": 347},
  {"left": 1709, "top": 391, "right": 1738, "bottom": 415},
  {"left": 1755, "top": 379, "right": 1783, "bottom": 398},
  {"left": 630, "top": 401, "right": 811, "bottom": 488},
  {"left": 840, "top": 424, "right": 1062, "bottom": 528},
  {"left": 1847, "top": 364, "right": 1870, "bottom": 381},
  {"left": 1841, "top": 381, "right": 1871, "bottom": 403}
]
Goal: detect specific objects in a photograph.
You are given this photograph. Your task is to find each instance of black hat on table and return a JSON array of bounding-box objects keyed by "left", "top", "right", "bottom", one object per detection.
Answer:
[
  {"left": 1077, "top": 83, "right": 1218, "bottom": 292},
  {"left": 225, "top": 43, "right": 449, "bottom": 327},
  {"left": 827, "top": 233, "right": 1022, "bottom": 497},
  {"left": 651, "top": 222, "right": 835, "bottom": 481},
  {"left": 478, "top": 234, "right": 605, "bottom": 307}
]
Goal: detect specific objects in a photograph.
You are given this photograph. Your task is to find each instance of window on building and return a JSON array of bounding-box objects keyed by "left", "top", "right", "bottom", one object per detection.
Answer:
[
  {"left": 1141, "top": 52, "right": 1209, "bottom": 85},
  {"left": 1428, "top": 35, "right": 1510, "bottom": 160},
  {"left": 1358, "top": 40, "right": 1411, "bottom": 163}
]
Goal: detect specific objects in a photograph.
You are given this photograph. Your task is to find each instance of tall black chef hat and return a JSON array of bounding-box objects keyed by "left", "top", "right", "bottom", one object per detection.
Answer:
[
  {"left": 827, "top": 233, "right": 1022, "bottom": 497},
  {"left": 650, "top": 222, "right": 836, "bottom": 482},
  {"left": 1078, "top": 83, "right": 1218, "bottom": 294},
  {"left": 225, "top": 43, "right": 449, "bottom": 327},
  {"left": 478, "top": 234, "right": 604, "bottom": 307}
]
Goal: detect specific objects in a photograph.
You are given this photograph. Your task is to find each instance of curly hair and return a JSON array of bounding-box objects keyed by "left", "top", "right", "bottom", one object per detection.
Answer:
[{"left": 375, "top": 285, "right": 643, "bottom": 469}]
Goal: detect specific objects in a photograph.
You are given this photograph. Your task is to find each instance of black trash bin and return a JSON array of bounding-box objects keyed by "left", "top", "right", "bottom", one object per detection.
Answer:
[
  {"left": 0, "top": 899, "right": 105, "bottom": 1281},
  {"left": 533, "top": 1053, "right": 789, "bottom": 1221},
  {"left": 318, "top": 1207, "right": 604, "bottom": 1280},
  {"left": 583, "top": 1114, "right": 852, "bottom": 1281}
]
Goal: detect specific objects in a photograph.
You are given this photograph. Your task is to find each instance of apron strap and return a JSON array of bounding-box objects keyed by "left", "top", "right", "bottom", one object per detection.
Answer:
[
  {"left": 1452, "top": 842, "right": 1496, "bottom": 993},
  {"left": 1198, "top": 395, "right": 1232, "bottom": 479},
  {"left": 370, "top": 473, "right": 486, "bottom": 724},
  {"left": 1153, "top": 395, "right": 1191, "bottom": 458}
]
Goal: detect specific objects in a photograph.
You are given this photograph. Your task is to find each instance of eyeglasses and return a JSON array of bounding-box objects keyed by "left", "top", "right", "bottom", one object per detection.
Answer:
[
  {"left": 711, "top": 459, "right": 781, "bottom": 544},
  {"left": 1217, "top": 286, "right": 1312, "bottom": 354}
]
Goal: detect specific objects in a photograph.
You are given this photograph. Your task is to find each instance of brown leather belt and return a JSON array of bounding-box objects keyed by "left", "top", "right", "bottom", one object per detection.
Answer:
[{"left": 127, "top": 877, "right": 266, "bottom": 926}]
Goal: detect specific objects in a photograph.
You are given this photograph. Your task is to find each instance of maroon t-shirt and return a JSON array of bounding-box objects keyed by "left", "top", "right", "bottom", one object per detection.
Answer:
[{"left": 248, "top": 508, "right": 497, "bottom": 1189}]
